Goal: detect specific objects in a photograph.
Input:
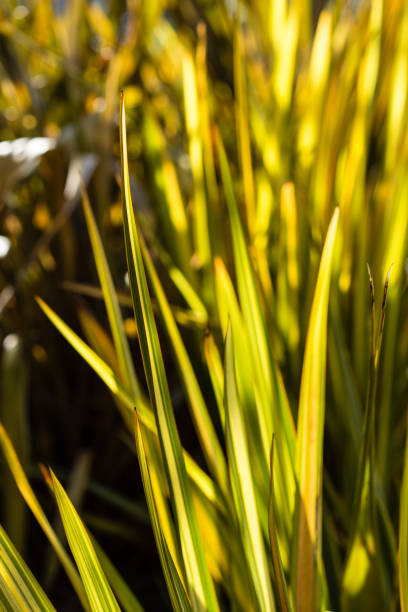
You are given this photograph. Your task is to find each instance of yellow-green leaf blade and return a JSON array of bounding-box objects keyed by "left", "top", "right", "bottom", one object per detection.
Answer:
[
  {"left": 216, "top": 129, "right": 296, "bottom": 561},
  {"left": 0, "top": 423, "right": 89, "bottom": 611},
  {"left": 134, "top": 415, "right": 190, "bottom": 612},
  {"left": 140, "top": 236, "right": 228, "bottom": 494},
  {"left": 120, "top": 92, "right": 219, "bottom": 612},
  {"left": 0, "top": 523, "right": 56, "bottom": 612},
  {"left": 80, "top": 181, "right": 140, "bottom": 400},
  {"left": 50, "top": 469, "right": 121, "bottom": 612},
  {"left": 293, "top": 207, "right": 339, "bottom": 612},
  {"left": 224, "top": 325, "right": 275, "bottom": 612}
]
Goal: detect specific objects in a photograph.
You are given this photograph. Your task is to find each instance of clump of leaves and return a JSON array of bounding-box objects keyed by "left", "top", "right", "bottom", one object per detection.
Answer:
[{"left": 1, "top": 1, "right": 408, "bottom": 611}]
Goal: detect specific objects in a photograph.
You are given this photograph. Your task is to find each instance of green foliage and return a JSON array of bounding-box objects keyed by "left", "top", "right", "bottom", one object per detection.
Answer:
[{"left": 1, "top": 0, "right": 408, "bottom": 610}]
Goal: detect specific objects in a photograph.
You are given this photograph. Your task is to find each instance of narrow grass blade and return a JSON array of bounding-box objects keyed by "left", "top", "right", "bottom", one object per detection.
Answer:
[
  {"left": 50, "top": 469, "right": 120, "bottom": 612},
  {"left": 0, "top": 523, "right": 56, "bottom": 612},
  {"left": 134, "top": 414, "right": 190, "bottom": 612},
  {"left": 80, "top": 181, "right": 140, "bottom": 399},
  {"left": 214, "top": 256, "right": 271, "bottom": 520},
  {"left": 140, "top": 235, "right": 228, "bottom": 494},
  {"left": 216, "top": 129, "right": 296, "bottom": 558},
  {"left": 120, "top": 92, "right": 219, "bottom": 612},
  {"left": 35, "top": 296, "right": 140, "bottom": 419},
  {"left": 216, "top": 129, "right": 291, "bottom": 452},
  {"left": 0, "top": 423, "right": 89, "bottom": 611},
  {"left": 77, "top": 305, "right": 120, "bottom": 373},
  {"left": 214, "top": 257, "right": 259, "bottom": 448},
  {"left": 293, "top": 207, "right": 339, "bottom": 612},
  {"left": 224, "top": 324, "right": 275, "bottom": 612}
]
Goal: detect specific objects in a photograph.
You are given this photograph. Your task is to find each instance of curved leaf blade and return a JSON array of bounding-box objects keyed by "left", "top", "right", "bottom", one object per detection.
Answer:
[{"left": 293, "top": 207, "right": 339, "bottom": 612}]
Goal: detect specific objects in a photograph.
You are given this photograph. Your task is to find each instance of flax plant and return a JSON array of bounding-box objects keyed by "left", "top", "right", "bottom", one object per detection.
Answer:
[{"left": 1, "top": 1, "right": 408, "bottom": 611}]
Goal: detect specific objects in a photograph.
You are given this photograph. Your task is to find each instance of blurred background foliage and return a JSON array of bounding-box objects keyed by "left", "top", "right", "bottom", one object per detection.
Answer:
[{"left": 1, "top": 0, "right": 408, "bottom": 610}]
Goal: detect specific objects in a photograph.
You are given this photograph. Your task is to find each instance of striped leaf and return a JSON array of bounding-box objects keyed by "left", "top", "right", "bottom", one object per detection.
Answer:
[
  {"left": 0, "top": 523, "right": 56, "bottom": 612},
  {"left": 50, "top": 469, "right": 120, "bottom": 612},
  {"left": 0, "top": 423, "right": 89, "bottom": 611},
  {"left": 120, "top": 92, "right": 219, "bottom": 612},
  {"left": 224, "top": 324, "right": 275, "bottom": 612},
  {"left": 293, "top": 207, "right": 339, "bottom": 612}
]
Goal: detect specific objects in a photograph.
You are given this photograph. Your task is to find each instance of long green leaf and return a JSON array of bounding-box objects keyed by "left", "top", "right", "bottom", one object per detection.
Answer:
[
  {"left": 134, "top": 414, "right": 190, "bottom": 612},
  {"left": 224, "top": 324, "right": 275, "bottom": 612},
  {"left": 0, "top": 523, "right": 56, "bottom": 612},
  {"left": 216, "top": 129, "right": 296, "bottom": 559},
  {"left": 50, "top": 469, "right": 120, "bottom": 612},
  {"left": 80, "top": 181, "right": 140, "bottom": 399},
  {"left": 140, "top": 235, "right": 228, "bottom": 494},
  {"left": 120, "top": 91, "right": 219, "bottom": 612},
  {"left": 293, "top": 207, "right": 339, "bottom": 612},
  {"left": 0, "top": 423, "right": 89, "bottom": 611}
]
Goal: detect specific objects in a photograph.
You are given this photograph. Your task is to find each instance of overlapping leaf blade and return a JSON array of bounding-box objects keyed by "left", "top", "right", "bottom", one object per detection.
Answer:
[
  {"left": 120, "top": 92, "right": 219, "bottom": 612},
  {"left": 0, "top": 424, "right": 89, "bottom": 611},
  {"left": 0, "top": 523, "right": 56, "bottom": 612},
  {"left": 134, "top": 415, "right": 190, "bottom": 612},
  {"left": 216, "top": 130, "right": 296, "bottom": 559},
  {"left": 224, "top": 324, "right": 275, "bottom": 612},
  {"left": 140, "top": 236, "right": 228, "bottom": 494}
]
